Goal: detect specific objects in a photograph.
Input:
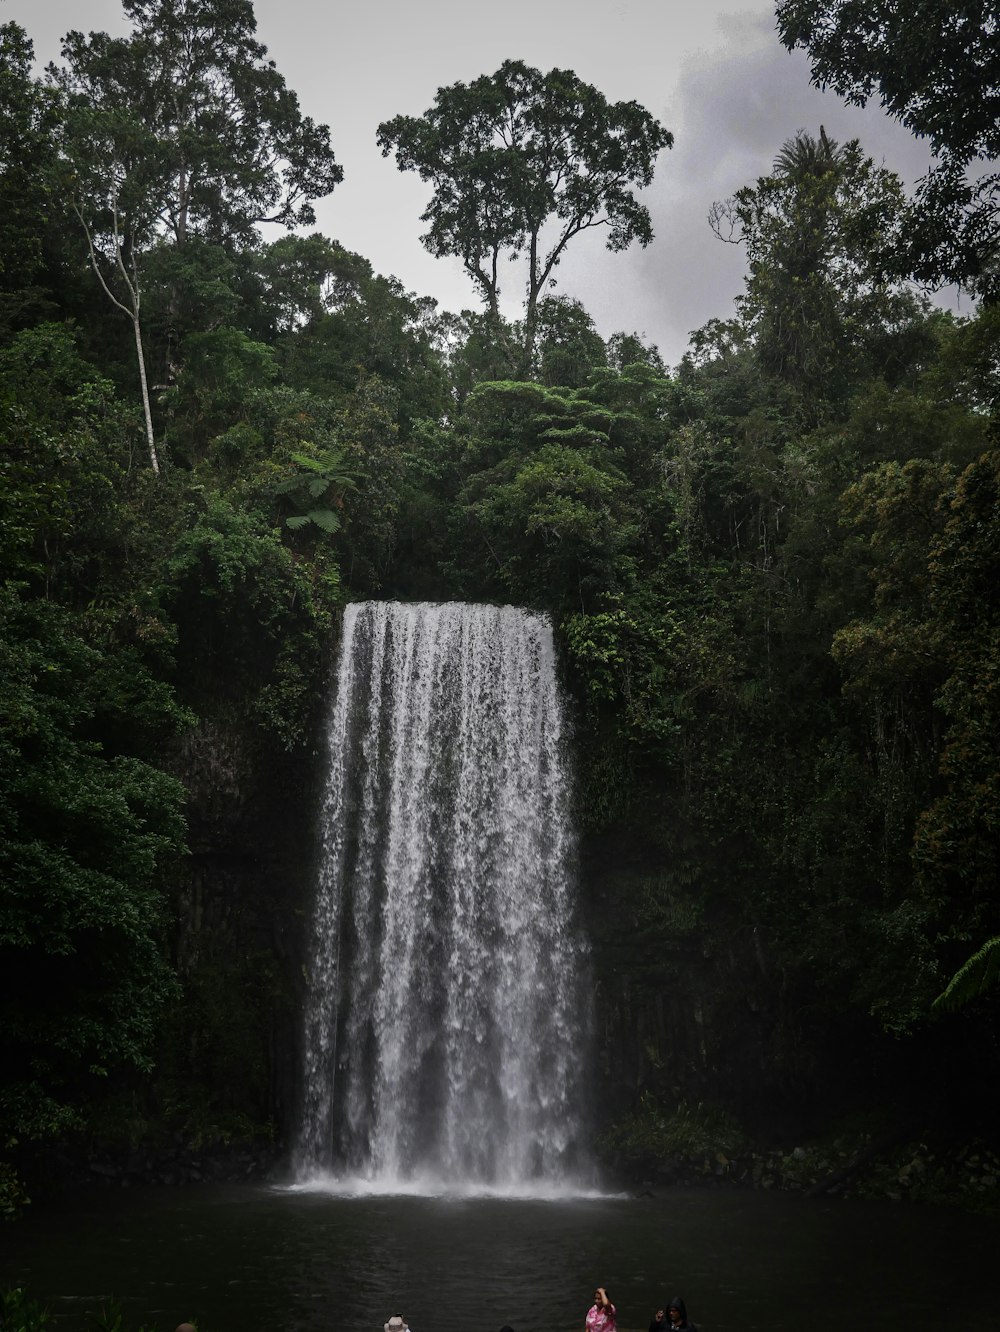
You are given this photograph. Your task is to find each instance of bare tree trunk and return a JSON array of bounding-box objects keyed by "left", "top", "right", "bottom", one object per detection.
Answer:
[
  {"left": 521, "top": 232, "right": 541, "bottom": 376},
  {"left": 132, "top": 313, "right": 159, "bottom": 474},
  {"left": 73, "top": 194, "right": 161, "bottom": 474}
]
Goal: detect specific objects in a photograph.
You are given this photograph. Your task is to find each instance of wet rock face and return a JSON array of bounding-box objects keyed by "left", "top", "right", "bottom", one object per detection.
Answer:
[
  {"left": 577, "top": 830, "right": 799, "bottom": 1135},
  {"left": 177, "top": 721, "right": 249, "bottom": 831},
  {"left": 163, "top": 716, "right": 323, "bottom": 1145},
  {"left": 77, "top": 1140, "right": 281, "bottom": 1189}
]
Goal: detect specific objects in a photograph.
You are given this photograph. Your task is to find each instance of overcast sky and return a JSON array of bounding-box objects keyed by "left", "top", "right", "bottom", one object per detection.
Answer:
[{"left": 8, "top": 0, "right": 945, "bottom": 366}]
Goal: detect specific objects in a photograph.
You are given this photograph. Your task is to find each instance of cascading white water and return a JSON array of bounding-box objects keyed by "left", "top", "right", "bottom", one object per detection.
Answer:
[{"left": 294, "top": 601, "right": 590, "bottom": 1191}]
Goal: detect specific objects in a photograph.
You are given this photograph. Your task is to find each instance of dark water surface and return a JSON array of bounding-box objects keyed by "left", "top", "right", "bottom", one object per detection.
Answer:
[{"left": 3, "top": 1183, "right": 997, "bottom": 1332}]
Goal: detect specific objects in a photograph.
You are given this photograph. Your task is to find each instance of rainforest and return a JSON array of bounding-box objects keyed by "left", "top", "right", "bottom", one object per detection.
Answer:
[{"left": 1, "top": 0, "right": 999, "bottom": 1258}]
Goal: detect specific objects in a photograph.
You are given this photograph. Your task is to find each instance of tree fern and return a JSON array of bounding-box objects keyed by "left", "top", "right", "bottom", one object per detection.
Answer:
[{"left": 273, "top": 446, "right": 356, "bottom": 535}]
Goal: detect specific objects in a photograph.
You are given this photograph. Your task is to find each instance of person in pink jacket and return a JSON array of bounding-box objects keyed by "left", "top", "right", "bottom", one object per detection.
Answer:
[{"left": 586, "top": 1287, "right": 616, "bottom": 1332}]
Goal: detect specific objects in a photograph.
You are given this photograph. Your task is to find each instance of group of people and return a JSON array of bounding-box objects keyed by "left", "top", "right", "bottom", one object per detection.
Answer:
[
  {"left": 378, "top": 1290, "right": 696, "bottom": 1332},
  {"left": 588, "top": 1285, "right": 697, "bottom": 1332}
]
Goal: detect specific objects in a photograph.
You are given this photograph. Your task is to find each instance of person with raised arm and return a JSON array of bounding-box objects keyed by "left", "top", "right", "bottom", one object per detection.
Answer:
[{"left": 586, "top": 1286, "right": 616, "bottom": 1332}]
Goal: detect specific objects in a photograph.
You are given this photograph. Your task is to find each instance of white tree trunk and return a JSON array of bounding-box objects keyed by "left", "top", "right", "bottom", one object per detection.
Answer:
[
  {"left": 132, "top": 314, "right": 159, "bottom": 474},
  {"left": 73, "top": 195, "right": 161, "bottom": 475}
]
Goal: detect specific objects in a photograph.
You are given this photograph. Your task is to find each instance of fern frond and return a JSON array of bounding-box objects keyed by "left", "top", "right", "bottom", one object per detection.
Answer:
[
  {"left": 932, "top": 936, "right": 1000, "bottom": 1014},
  {"left": 307, "top": 508, "right": 341, "bottom": 533},
  {"left": 289, "top": 451, "right": 324, "bottom": 471}
]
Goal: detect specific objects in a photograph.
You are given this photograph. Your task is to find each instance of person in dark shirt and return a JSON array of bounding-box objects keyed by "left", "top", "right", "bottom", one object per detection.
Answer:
[
  {"left": 667, "top": 1297, "right": 697, "bottom": 1331},
  {"left": 649, "top": 1307, "right": 669, "bottom": 1332}
]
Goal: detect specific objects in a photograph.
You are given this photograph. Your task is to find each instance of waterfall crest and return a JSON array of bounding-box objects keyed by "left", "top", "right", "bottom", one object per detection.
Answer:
[{"left": 295, "top": 601, "right": 590, "bottom": 1191}]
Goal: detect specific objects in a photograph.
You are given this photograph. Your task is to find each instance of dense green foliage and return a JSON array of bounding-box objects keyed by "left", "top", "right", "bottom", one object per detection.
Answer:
[
  {"left": 0, "top": 324, "right": 190, "bottom": 1208},
  {"left": 776, "top": 0, "right": 1000, "bottom": 295},
  {"left": 1, "top": 0, "right": 998, "bottom": 1216},
  {"left": 0, "top": 1287, "right": 171, "bottom": 1332},
  {"left": 0, "top": 1286, "right": 50, "bottom": 1330}
]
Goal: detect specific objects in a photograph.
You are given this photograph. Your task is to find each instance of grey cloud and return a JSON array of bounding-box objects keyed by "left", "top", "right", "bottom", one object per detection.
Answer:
[{"left": 557, "top": 14, "right": 939, "bottom": 365}]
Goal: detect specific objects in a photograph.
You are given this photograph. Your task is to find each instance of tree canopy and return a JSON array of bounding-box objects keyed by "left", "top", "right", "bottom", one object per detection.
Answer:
[
  {"left": 53, "top": 0, "right": 343, "bottom": 248},
  {"left": 711, "top": 128, "right": 925, "bottom": 406},
  {"left": 776, "top": 0, "right": 1000, "bottom": 295},
  {"left": 377, "top": 60, "right": 672, "bottom": 373},
  {"left": 48, "top": 0, "right": 343, "bottom": 469}
]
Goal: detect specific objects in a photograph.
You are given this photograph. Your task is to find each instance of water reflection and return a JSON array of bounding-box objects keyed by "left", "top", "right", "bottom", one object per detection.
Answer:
[{"left": 3, "top": 1185, "right": 998, "bottom": 1332}]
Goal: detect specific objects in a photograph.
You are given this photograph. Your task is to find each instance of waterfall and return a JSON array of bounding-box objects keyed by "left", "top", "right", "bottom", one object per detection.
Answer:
[{"left": 294, "top": 601, "right": 590, "bottom": 1191}]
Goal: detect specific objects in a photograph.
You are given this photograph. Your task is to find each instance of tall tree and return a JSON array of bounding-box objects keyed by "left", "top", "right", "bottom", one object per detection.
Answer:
[
  {"left": 50, "top": 0, "right": 343, "bottom": 470},
  {"left": 377, "top": 60, "right": 672, "bottom": 374},
  {"left": 711, "top": 129, "right": 921, "bottom": 407},
  {"left": 61, "top": 107, "right": 165, "bottom": 471},
  {"left": 776, "top": 0, "right": 1000, "bottom": 295},
  {"left": 53, "top": 0, "right": 343, "bottom": 247}
]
